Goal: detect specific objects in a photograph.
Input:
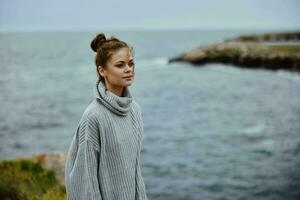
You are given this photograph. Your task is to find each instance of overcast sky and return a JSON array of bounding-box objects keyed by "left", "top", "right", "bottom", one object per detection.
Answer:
[{"left": 0, "top": 0, "right": 299, "bottom": 32}]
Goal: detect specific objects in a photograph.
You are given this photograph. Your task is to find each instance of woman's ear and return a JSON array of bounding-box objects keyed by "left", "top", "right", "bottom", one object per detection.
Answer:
[{"left": 98, "top": 66, "right": 106, "bottom": 77}]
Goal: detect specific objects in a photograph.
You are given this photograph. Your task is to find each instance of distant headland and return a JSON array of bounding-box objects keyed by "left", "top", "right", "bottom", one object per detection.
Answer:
[{"left": 169, "top": 31, "right": 300, "bottom": 72}]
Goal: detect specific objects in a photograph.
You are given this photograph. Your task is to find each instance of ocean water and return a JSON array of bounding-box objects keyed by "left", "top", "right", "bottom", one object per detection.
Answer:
[{"left": 0, "top": 30, "right": 299, "bottom": 200}]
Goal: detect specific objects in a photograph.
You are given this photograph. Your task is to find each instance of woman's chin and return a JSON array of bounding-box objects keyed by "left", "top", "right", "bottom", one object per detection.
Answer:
[
  {"left": 124, "top": 82, "right": 133, "bottom": 87},
  {"left": 123, "top": 79, "right": 133, "bottom": 86}
]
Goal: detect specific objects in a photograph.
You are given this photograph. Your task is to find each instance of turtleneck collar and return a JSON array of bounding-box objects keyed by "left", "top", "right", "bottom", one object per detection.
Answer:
[{"left": 94, "top": 79, "right": 133, "bottom": 116}]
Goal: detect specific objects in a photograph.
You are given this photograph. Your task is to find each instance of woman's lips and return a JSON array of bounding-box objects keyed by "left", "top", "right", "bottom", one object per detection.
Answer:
[{"left": 123, "top": 76, "right": 133, "bottom": 79}]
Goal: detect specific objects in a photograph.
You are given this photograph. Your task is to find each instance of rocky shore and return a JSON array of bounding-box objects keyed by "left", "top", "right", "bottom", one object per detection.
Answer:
[
  {"left": 169, "top": 32, "right": 300, "bottom": 72},
  {"left": 32, "top": 151, "right": 68, "bottom": 185}
]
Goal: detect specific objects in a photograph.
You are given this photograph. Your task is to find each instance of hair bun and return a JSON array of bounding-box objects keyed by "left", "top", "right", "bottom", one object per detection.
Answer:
[{"left": 90, "top": 33, "right": 106, "bottom": 52}]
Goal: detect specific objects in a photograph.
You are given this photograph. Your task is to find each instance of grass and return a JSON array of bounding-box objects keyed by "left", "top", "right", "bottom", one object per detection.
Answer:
[
  {"left": 266, "top": 45, "right": 300, "bottom": 55},
  {"left": 0, "top": 159, "right": 66, "bottom": 200},
  {"left": 201, "top": 42, "right": 300, "bottom": 58}
]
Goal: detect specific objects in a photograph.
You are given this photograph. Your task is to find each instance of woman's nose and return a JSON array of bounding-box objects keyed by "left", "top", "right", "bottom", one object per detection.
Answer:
[{"left": 125, "top": 64, "right": 133, "bottom": 72}]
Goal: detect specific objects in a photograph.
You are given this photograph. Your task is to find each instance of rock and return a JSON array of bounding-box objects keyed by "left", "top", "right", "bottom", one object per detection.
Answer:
[
  {"left": 32, "top": 151, "right": 68, "bottom": 185},
  {"left": 14, "top": 151, "right": 68, "bottom": 185},
  {"left": 169, "top": 41, "right": 300, "bottom": 72}
]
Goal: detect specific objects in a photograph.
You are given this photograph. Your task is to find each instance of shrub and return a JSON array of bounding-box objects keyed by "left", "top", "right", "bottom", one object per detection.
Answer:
[{"left": 0, "top": 159, "right": 66, "bottom": 200}]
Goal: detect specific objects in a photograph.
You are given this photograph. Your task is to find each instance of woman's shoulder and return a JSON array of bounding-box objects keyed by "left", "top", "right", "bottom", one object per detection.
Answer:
[
  {"left": 131, "top": 100, "right": 142, "bottom": 114},
  {"left": 75, "top": 100, "right": 102, "bottom": 150},
  {"left": 80, "top": 99, "right": 105, "bottom": 124}
]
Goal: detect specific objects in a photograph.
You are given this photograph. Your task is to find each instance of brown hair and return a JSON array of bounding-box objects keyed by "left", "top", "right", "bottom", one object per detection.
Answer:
[{"left": 90, "top": 33, "right": 134, "bottom": 82}]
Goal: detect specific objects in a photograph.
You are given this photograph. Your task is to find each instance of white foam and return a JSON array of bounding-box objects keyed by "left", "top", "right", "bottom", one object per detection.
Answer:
[
  {"left": 242, "top": 122, "right": 267, "bottom": 137},
  {"left": 207, "top": 64, "right": 244, "bottom": 75},
  {"left": 137, "top": 57, "right": 169, "bottom": 69},
  {"left": 276, "top": 70, "right": 300, "bottom": 83},
  {"left": 151, "top": 57, "right": 169, "bottom": 65}
]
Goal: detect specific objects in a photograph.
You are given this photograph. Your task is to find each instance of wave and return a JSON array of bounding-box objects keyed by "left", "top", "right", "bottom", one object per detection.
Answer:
[
  {"left": 206, "top": 64, "right": 245, "bottom": 74},
  {"left": 137, "top": 57, "right": 169, "bottom": 69},
  {"left": 276, "top": 70, "right": 300, "bottom": 82},
  {"left": 242, "top": 122, "right": 267, "bottom": 137}
]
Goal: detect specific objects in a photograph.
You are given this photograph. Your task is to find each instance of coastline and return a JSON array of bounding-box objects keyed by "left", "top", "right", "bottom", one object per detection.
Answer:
[{"left": 169, "top": 32, "right": 300, "bottom": 72}]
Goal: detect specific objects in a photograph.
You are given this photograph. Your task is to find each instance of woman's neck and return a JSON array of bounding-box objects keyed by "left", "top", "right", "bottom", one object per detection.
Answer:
[{"left": 104, "top": 82, "right": 124, "bottom": 97}]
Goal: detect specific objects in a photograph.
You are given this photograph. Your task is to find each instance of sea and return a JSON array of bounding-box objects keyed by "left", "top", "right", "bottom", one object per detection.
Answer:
[{"left": 0, "top": 29, "right": 299, "bottom": 200}]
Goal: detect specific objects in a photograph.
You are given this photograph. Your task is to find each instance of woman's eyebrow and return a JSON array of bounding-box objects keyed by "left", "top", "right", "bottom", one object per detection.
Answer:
[{"left": 116, "top": 59, "right": 134, "bottom": 63}]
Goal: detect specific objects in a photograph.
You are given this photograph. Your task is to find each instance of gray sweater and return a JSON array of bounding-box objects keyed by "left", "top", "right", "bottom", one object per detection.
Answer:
[{"left": 65, "top": 80, "right": 148, "bottom": 200}]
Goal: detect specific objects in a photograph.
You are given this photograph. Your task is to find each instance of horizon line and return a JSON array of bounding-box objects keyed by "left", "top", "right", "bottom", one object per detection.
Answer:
[{"left": 1, "top": 27, "right": 299, "bottom": 34}]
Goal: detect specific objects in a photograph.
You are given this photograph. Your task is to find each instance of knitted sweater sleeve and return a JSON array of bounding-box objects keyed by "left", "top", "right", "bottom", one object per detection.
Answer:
[
  {"left": 135, "top": 103, "right": 148, "bottom": 200},
  {"left": 136, "top": 147, "right": 148, "bottom": 200},
  {"left": 65, "top": 112, "right": 102, "bottom": 200}
]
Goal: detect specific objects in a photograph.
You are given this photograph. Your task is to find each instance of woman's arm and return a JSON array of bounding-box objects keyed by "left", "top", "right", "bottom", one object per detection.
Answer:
[
  {"left": 135, "top": 149, "right": 148, "bottom": 200},
  {"left": 134, "top": 102, "right": 148, "bottom": 200},
  {"left": 65, "top": 112, "right": 102, "bottom": 200}
]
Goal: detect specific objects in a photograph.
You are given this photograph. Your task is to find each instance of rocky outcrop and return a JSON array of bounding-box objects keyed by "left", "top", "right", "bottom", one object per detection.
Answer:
[
  {"left": 169, "top": 41, "right": 300, "bottom": 72},
  {"left": 12, "top": 151, "right": 68, "bottom": 185},
  {"left": 32, "top": 151, "right": 68, "bottom": 185},
  {"left": 225, "top": 32, "right": 300, "bottom": 42}
]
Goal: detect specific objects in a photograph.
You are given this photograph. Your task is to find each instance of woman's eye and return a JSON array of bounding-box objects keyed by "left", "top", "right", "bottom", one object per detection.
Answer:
[{"left": 116, "top": 62, "right": 134, "bottom": 68}]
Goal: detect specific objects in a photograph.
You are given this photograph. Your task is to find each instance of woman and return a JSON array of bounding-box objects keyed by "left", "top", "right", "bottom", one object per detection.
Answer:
[{"left": 65, "top": 33, "right": 148, "bottom": 200}]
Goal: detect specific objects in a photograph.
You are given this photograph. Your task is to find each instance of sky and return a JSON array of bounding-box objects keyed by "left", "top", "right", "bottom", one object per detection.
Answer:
[{"left": 0, "top": 0, "right": 299, "bottom": 32}]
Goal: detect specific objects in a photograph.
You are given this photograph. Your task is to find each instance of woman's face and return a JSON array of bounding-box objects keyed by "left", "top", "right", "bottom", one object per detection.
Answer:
[{"left": 98, "top": 47, "right": 135, "bottom": 92}]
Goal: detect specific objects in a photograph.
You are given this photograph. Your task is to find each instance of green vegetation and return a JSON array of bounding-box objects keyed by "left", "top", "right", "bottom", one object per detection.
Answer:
[
  {"left": 201, "top": 42, "right": 300, "bottom": 57},
  {"left": 266, "top": 45, "right": 300, "bottom": 55},
  {"left": 0, "top": 159, "right": 66, "bottom": 200}
]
